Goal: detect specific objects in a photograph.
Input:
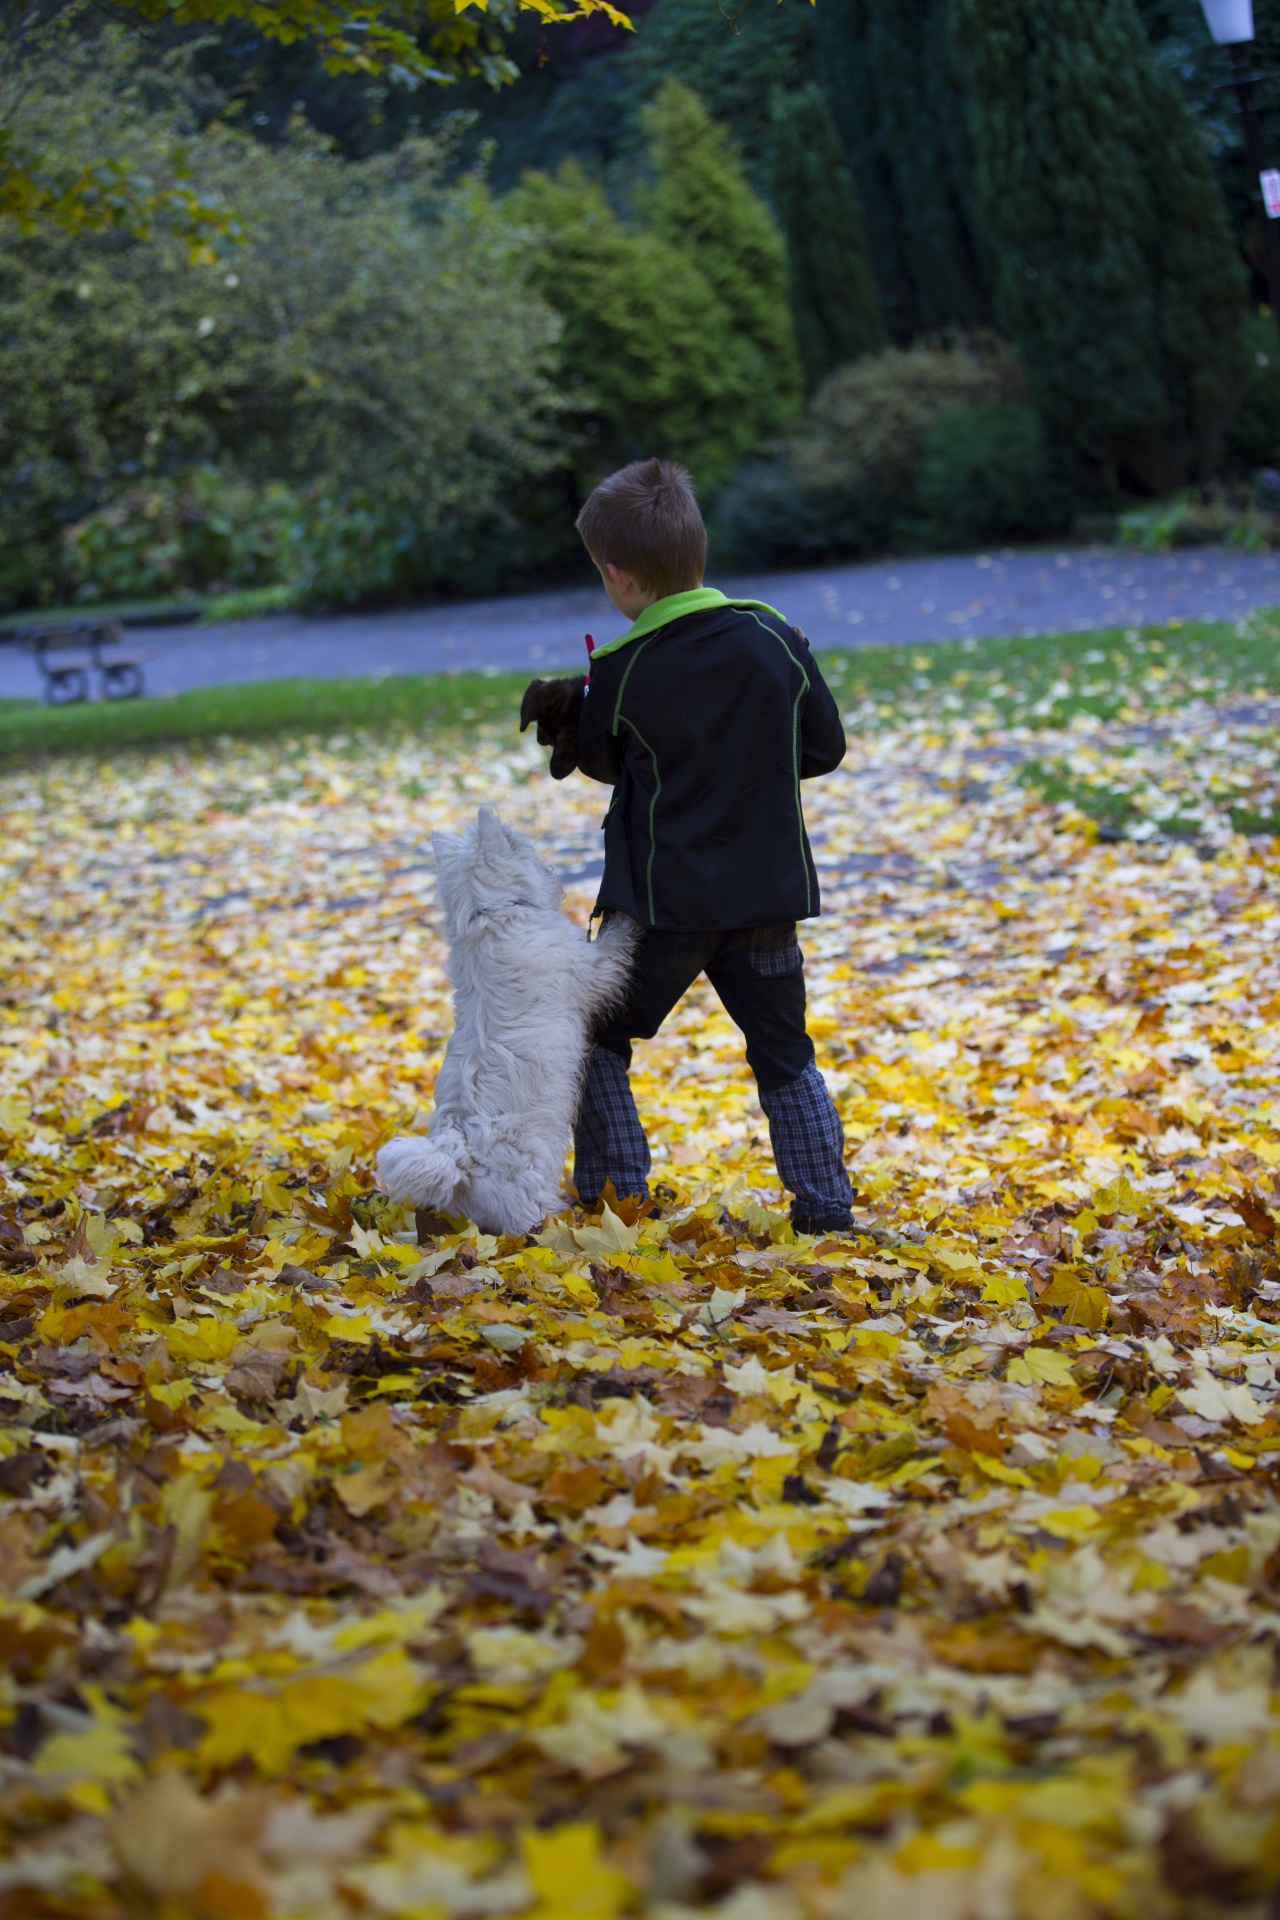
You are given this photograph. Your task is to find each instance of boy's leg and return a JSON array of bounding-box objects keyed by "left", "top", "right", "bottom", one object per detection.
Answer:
[
  {"left": 574, "top": 1047, "right": 650, "bottom": 1207},
  {"left": 705, "top": 925, "right": 854, "bottom": 1234},
  {"left": 573, "top": 927, "right": 711, "bottom": 1206}
]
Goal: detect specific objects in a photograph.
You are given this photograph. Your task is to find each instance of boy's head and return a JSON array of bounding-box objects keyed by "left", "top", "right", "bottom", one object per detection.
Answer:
[{"left": 576, "top": 458, "right": 706, "bottom": 616}]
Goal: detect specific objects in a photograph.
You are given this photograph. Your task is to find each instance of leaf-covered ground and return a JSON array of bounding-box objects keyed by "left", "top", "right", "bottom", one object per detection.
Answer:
[{"left": 3, "top": 669, "right": 1280, "bottom": 1920}]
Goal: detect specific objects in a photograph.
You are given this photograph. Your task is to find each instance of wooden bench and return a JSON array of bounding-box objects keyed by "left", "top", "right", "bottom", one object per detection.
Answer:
[{"left": 13, "top": 620, "right": 149, "bottom": 705}]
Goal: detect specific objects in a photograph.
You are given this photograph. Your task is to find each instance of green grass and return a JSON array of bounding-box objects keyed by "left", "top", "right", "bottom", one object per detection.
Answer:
[
  {"left": 1, "top": 613, "right": 1278, "bottom": 768},
  {"left": 818, "top": 612, "right": 1280, "bottom": 727},
  {"left": 0, "top": 669, "right": 531, "bottom": 764}
]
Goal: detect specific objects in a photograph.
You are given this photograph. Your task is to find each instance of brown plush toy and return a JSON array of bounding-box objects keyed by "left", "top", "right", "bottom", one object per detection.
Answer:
[{"left": 519, "top": 674, "right": 586, "bottom": 780}]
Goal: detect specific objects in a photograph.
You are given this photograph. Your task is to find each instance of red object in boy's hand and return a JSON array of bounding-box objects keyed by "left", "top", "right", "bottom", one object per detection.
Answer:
[{"left": 584, "top": 633, "right": 596, "bottom": 656}]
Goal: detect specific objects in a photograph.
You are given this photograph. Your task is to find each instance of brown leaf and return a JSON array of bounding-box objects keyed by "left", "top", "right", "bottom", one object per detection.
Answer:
[
  {"left": 921, "top": 1381, "right": 1005, "bottom": 1455},
  {"left": 465, "top": 1540, "right": 555, "bottom": 1618},
  {"left": 460, "top": 1459, "right": 536, "bottom": 1516},
  {"left": 112, "top": 1766, "right": 270, "bottom": 1899}
]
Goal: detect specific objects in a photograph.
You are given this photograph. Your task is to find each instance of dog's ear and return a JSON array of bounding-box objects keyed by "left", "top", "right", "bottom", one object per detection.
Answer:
[
  {"left": 475, "top": 807, "right": 507, "bottom": 859},
  {"left": 431, "top": 829, "right": 462, "bottom": 870}
]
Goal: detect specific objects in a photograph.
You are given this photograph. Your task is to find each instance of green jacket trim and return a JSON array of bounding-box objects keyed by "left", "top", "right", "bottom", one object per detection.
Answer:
[{"left": 589, "top": 587, "right": 786, "bottom": 662}]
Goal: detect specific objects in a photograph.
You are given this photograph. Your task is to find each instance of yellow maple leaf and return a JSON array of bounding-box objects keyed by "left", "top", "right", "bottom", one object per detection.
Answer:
[
  {"left": 521, "top": 1822, "right": 631, "bottom": 1918},
  {"left": 980, "top": 1272, "right": 1027, "bottom": 1307},
  {"left": 1006, "top": 1347, "right": 1078, "bottom": 1388},
  {"left": 1092, "top": 1173, "right": 1146, "bottom": 1217},
  {"left": 1038, "top": 1268, "right": 1110, "bottom": 1329},
  {"left": 34, "top": 1688, "right": 139, "bottom": 1811},
  {"left": 196, "top": 1651, "right": 429, "bottom": 1774}
]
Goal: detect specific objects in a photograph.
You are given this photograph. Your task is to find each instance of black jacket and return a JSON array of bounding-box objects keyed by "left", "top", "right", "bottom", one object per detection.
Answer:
[{"left": 576, "top": 589, "right": 846, "bottom": 931}]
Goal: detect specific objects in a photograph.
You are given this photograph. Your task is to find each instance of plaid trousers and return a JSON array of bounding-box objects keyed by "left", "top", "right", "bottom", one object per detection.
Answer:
[{"left": 572, "top": 922, "right": 853, "bottom": 1231}]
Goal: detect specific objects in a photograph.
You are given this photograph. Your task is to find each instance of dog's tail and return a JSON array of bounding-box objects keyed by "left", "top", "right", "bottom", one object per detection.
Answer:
[
  {"left": 586, "top": 912, "right": 641, "bottom": 1018},
  {"left": 377, "top": 1121, "right": 470, "bottom": 1213}
]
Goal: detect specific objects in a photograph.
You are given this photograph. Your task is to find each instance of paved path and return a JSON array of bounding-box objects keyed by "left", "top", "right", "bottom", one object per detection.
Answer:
[{"left": 2, "top": 545, "right": 1276, "bottom": 701}]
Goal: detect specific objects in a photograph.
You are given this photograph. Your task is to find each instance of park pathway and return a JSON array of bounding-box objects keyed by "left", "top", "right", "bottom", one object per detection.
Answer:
[{"left": 0, "top": 544, "right": 1276, "bottom": 701}]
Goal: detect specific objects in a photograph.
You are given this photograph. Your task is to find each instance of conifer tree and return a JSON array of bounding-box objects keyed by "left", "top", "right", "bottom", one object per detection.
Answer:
[
  {"left": 813, "top": 0, "right": 992, "bottom": 339},
  {"left": 767, "top": 84, "right": 887, "bottom": 389},
  {"left": 951, "top": 0, "right": 1245, "bottom": 493},
  {"left": 637, "top": 80, "right": 803, "bottom": 425},
  {"left": 512, "top": 96, "right": 801, "bottom": 494}
]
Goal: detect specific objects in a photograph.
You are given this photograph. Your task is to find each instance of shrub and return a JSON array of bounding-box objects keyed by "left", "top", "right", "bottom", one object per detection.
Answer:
[
  {"left": 64, "top": 469, "right": 300, "bottom": 600},
  {"left": 512, "top": 82, "right": 800, "bottom": 495},
  {"left": 953, "top": 0, "right": 1245, "bottom": 496},
  {"left": 1229, "top": 313, "right": 1280, "bottom": 467},
  {"left": 766, "top": 83, "right": 887, "bottom": 388},
  {"left": 0, "top": 39, "right": 566, "bottom": 609},
  {"left": 713, "top": 332, "right": 1030, "bottom": 564},
  {"left": 915, "top": 404, "right": 1075, "bottom": 544}
]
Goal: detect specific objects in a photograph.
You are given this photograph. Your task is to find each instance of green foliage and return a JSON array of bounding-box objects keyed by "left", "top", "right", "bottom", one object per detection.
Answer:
[
  {"left": 64, "top": 469, "right": 300, "bottom": 600},
  {"left": 916, "top": 404, "right": 1076, "bottom": 544},
  {"left": 0, "top": 40, "right": 565, "bottom": 609},
  {"left": 951, "top": 0, "right": 1246, "bottom": 497},
  {"left": 714, "top": 333, "right": 1027, "bottom": 563},
  {"left": 488, "top": 0, "right": 817, "bottom": 189},
  {"left": 1230, "top": 312, "right": 1280, "bottom": 467},
  {"left": 766, "top": 85, "right": 887, "bottom": 389},
  {"left": 512, "top": 83, "right": 800, "bottom": 495},
  {"left": 814, "top": 0, "right": 992, "bottom": 341},
  {"left": 1116, "top": 495, "right": 1192, "bottom": 552},
  {"left": 0, "top": 0, "right": 595, "bottom": 238},
  {"left": 200, "top": 583, "right": 303, "bottom": 624},
  {"left": 1115, "top": 485, "right": 1280, "bottom": 551},
  {"left": 637, "top": 82, "right": 801, "bottom": 419}
]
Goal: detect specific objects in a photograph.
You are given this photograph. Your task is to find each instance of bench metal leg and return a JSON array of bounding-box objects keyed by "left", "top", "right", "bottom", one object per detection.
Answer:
[
  {"left": 101, "top": 662, "right": 144, "bottom": 700},
  {"left": 45, "top": 668, "right": 89, "bottom": 705}
]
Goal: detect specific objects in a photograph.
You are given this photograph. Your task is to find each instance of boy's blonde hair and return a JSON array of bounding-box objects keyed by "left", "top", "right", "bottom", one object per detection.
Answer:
[{"left": 575, "top": 458, "right": 707, "bottom": 599}]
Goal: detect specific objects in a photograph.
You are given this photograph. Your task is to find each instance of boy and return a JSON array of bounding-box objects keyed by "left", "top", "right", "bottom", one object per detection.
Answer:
[{"left": 525, "top": 457, "right": 854, "bottom": 1235}]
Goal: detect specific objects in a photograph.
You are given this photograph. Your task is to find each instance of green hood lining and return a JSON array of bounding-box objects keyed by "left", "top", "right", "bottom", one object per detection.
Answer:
[{"left": 589, "top": 587, "right": 786, "bottom": 661}]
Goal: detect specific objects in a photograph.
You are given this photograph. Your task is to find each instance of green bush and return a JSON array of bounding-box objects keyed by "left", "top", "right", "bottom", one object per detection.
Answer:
[
  {"left": 953, "top": 0, "right": 1245, "bottom": 497},
  {"left": 64, "top": 469, "right": 301, "bottom": 600},
  {"left": 766, "top": 84, "right": 886, "bottom": 389},
  {"left": 0, "top": 39, "right": 566, "bottom": 610},
  {"left": 1229, "top": 312, "right": 1280, "bottom": 467},
  {"left": 915, "top": 404, "right": 1075, "bottom": 544},
  {"left": 511, "top": 81, "right": 800, "bottom": 495},
  {"left": 714, "top": 331, "right": 1030, "bottom": 563}
]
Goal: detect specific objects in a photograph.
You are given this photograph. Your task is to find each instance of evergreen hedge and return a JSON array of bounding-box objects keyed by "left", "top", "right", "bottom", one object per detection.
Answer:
[
  {"left": 813, "top": 0, "right": 992, "bottom": 341},
  {"left": 766, "top": 85, "right": 887, "bottom": 388},
  {"left": 952, "top": 0, "right": 1246, "bottom": 495}
]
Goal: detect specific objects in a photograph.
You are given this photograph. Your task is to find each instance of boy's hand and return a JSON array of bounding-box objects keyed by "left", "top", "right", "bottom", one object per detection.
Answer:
[{"left": 520, "top": 674, "right": 586, "bottom": 780}]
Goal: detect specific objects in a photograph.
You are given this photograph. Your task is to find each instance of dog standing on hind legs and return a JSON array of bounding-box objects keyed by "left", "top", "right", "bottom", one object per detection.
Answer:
[{"left": 377, "top": 808, "right": 637, "bottom": 1235}]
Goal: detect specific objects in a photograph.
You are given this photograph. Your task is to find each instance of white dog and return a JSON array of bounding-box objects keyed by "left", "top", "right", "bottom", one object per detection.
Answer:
[{"left": 377, "top": 808, "right": 636, "bottom": 1235}]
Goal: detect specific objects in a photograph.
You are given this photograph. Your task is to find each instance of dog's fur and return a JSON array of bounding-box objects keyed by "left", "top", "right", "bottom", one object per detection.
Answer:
[
  {"left": 377, "top": 808, "right": 636, "bottom": 1235},
  {"left": 520, "top": 675, "right": 586, "bottom": 780}
]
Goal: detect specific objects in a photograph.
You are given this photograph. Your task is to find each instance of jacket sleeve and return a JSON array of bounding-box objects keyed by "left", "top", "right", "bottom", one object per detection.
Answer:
[
  {"left": 574, "top": 667, "right": 625, "bottom": 786},
  {"left": 798, "top": 640, "right": 846, "bottom": 778}
]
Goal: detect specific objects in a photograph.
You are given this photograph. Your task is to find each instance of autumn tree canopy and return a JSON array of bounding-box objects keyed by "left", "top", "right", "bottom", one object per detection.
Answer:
[{"left": 0, "top": 0, "right": 632, "bottom": 244}]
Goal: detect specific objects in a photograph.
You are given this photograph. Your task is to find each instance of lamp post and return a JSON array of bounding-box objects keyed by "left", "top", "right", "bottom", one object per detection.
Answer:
[{"left": 1201, "top": 0, "right": 1280, "bottom": 347}]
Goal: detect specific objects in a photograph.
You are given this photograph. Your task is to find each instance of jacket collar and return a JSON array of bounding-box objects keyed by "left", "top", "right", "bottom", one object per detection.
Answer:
[{"left": 589, "top": 587, "right": 784, "bottom": 661}]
